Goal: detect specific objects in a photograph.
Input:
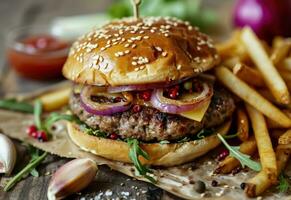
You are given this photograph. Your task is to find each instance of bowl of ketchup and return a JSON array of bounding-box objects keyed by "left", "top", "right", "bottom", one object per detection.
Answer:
[{"left": 6, "top": 25, "right": 70, "bottom": 80}]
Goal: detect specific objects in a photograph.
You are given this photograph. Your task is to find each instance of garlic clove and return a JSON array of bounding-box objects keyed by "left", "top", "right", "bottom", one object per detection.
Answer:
[
  {"left": 0, "top": 133, "right": 17, "bottom": 175},
  {"left": 47, "top": 158, "right": 98, "bottom": 200}
]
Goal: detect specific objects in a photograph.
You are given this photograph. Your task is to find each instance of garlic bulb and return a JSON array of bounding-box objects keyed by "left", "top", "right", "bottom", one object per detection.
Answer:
[
  {"left": 0, "top": 133, "right": 17, "bottom": 175},
  {"left": 47, "top": 158, "right": 98, "bottom": 200}
]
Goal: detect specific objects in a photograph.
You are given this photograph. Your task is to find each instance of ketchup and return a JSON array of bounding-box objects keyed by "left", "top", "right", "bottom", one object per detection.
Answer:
[{"left": 7, "top": 35, "right": 70, "bottom": 80}]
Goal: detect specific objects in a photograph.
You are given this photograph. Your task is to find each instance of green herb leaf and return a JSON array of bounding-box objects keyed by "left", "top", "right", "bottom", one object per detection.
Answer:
[
  {"left": 81, "top": 124, "right": 107, "bottom": 138},
  {"left": 277, "top": 173, "right": 290, "bottom": 193},
  {"left": 44, "top": 113, "right": 78, "bottom": 132},
  {"left": 222, "top": 133, "right": 238, "bottom": 139},
  {"left": 34, "top": 100, "right": 43, "bottom": 130},
  {"left": 127, "top": 139, "right": 156, "bottom": 183},
  {"left": 0, "top": 99, "right": 34, "bottom": 113},
  {"left": 4, "top": 151, "right": 47, "bottom": 191},
  {"left": 196, "top": 129, "right": 213, "bottom": 139},
  {"left": 30, "top": 168, "right": 39, "bottom": 177},
  {"left": 217, "top": 134, "right": 262, "bottom": 172}
]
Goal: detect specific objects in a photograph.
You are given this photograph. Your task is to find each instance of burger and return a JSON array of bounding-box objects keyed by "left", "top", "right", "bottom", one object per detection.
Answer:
[{"left": 62, "top": 17, "right": 235, "bottom": 168}]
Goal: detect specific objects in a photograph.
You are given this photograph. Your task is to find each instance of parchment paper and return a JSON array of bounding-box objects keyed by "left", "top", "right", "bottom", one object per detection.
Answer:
[{"left": 0, "top": 86, "right": 290, "bottom": 199}]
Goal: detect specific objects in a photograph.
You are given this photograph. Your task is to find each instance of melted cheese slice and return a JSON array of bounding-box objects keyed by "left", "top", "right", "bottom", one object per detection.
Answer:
[{"left": 179, "top": 99, "right": 211, "bottom": 122}]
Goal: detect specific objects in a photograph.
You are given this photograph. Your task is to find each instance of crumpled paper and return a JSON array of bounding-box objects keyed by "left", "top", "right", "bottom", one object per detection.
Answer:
[{"left": 0, "top": 87, "right": 290, "bottom": 199}]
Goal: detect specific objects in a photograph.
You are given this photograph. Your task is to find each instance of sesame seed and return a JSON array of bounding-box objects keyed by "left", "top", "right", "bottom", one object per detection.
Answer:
[
  {"left": 134, "top": 68, "right": 139, "bottom": 71},
  {"left": 132, "top": 61, "right": 137, "bottom": 66},
  {"left": 164, "top": 33, "right": 169, "bottom": 37},
  {"left": 131, "top": 44, "right": 137, "bottom": 48},
  {"left": 177, "top": 65, "right": 182, "bottom": 70},
  {"left": 124, "top": 50, "right": 130, "bottom": 54},
  {"left": 143, "top": 36, "right": 149, "bottom": 39},
  {"left": 162, "top": 52, "right": 168, "bottom": 57},
  {"left": 155, "top": 46, "right": 162, "bottom": 52}
]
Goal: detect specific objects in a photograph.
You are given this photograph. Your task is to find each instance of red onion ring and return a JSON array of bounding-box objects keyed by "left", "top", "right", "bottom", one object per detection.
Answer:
[
  {"left": 107, "top": 76, "right": 194, "bottom": 93},
  {"left": 80, "top": 86, "right": 132, "bottom": 116},
  {"left": 150, "top": 82, "right": 213, "bottom": 114}
]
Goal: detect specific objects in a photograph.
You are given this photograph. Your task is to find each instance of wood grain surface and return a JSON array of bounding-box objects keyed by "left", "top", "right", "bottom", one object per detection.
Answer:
[{"left": 0, "top": 0, "right": 233, "bottom": 199}]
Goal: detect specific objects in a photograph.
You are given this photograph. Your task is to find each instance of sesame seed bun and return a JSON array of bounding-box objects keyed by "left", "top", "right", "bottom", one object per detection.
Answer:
[
  {"left": 66, "top": 120, "right": 231, "bottom": 167},
  {"left": 62, "top": 17, "right": 219, "bottom": 86}
]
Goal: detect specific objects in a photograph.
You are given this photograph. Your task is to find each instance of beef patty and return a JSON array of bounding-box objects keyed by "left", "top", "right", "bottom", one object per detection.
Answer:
[{"left": 70, "top": 87, "right": 235, "bottom": 142}]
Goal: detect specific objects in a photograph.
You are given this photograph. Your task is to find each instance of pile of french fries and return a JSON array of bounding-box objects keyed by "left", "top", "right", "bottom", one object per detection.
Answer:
[{"left": 215, "top": 27, "right": 291, "bottom": 197}]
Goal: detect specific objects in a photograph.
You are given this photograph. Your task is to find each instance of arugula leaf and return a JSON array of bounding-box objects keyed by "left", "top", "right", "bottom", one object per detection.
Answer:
[
  {"left": 80, "top": 124, "right": 107, "bottom": 138},
  {"left": 0, "top": 99, "right": 34, "bottom": 113},
  {"left": 30, "top": 168, "right": 39, "bottom": 177},
  {"left": 217, "top": 134, "right": 262, "bottom": 172},
  {"left": 4, "top": 151, "right": 47, "bottom": 191},
  {"left": 277, "top": 173, "right": 290, "bottom": 193},
  {"left": 127, "top": 139, "right": 156, "bottom": 183},
  {"left": 222, "top": 133, "right": 238, "bottom": 139},
  {"left": 34, "top": 100, "right": 43, "bottom": 130},
  {"left": 44, "top": 113, "right": 78, "bottom": 132},
  {"left": 196, "top": 129, "right": 213, "bottom": 139}
]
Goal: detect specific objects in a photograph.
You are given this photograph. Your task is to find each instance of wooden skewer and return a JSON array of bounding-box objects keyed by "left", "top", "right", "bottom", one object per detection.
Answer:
[{"left": 131, "top": 0, "right": 141, "bottom": 19}]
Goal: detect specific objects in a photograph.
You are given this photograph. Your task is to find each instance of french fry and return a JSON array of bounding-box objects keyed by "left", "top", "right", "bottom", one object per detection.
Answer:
[
  {"left": 272, "top": 36, "right": 285, "bottom": 49},
  {"left": 236, "top": 107, "right": 249, "bottom": 141},
  {"left": 233, "top": 63, "right": 265, "bottom": 87},
  {"left": 215, "top": 136, "right": 256, "bottom": 174},
  {"left": 245, "top": 104, "right": 277, "bottom": 182},
  {"left": 222, "top": 56, "right": 240, "bottom": 70},
  {"left": 278, "top": 129, "right": 291, "bottom": 145},
  {"left": 245, "top": 130, "right": 291, "bottom": 197},
  {"left": 38, "top": 87, "right": 71, "bottom": 111},
  {"left": 216, "top": 30, "right": 241, "bottom": 59},
  {"left": 267, "top": 110, "right": 291, "bottom": 128},
  {"left": 241, "top": 27, "right": 290, "bottom": 104},
  {"left": 245, "top": 151, "right": 289, "bottom": 198},
  {"left": 279, "top": 57, "right": 291, "bottom": 71},
  {"left": 271, "top": 40, "right": 291, "bottom": 65},
  {"left": 215, "top": 66, "right": 291, "bottom": 127}
]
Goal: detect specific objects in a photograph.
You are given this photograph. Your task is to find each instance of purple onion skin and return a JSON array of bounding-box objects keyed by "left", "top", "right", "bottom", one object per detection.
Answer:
[{"left": 233, "top": 0, "right": 291, "bottom": 43}]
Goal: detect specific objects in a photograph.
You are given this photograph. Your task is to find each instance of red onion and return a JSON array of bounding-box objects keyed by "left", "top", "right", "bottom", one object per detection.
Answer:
[
  {"left": 233, "top": 0, "right": 291, "bottom": 43},
  {"left": 80, "top": 86, "right": 132, "bottom": 116},
  {"left": 150, "top": 82, "right": 213, "bottom": 114}
]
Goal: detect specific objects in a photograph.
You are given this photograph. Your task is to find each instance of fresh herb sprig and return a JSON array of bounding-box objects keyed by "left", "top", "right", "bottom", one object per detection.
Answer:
[
  {"left": 127, "top": 139, "right": 156, "bottom": 183},
  {"left": 0, "top": 99, "right": 34, "bottom": 113},
  {"left": 217, "top": 134, "right": 262, "bottom": 172},
  {"left": 278, "top": 173, "right": 290, "bottom": 193},
  {"left": 4, "top": 149, "right": 47, "bottom": 191}
]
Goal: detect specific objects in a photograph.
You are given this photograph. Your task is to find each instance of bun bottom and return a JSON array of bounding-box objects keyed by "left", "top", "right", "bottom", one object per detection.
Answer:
[{"left": 66, "top": 121, "right": 231, "bottom": 167}]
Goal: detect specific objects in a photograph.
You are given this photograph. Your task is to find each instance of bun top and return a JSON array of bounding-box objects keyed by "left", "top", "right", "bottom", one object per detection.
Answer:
[{"left": 63, "top": 17, "right": 219, "bottom": 86}]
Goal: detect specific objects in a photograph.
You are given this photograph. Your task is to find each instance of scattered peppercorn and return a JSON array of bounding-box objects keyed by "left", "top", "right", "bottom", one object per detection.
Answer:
[
  {"left": 36, "top": 130, "right": 48, "bottom": 142},
  {"left": 26, "top": 125, "right": 37, "bottom": 136},
  {"left": 194, "top": 180, "right": 206, "bottom": 193},
  {"left": 232, "top": 166, "right": 242, "bottom": 175},
  {"left": 211, "top": 180, "right": 218, "bottom": 187},
  {"left": 240, "top": 182, "right": 246, "bottom": 190},
  {"left": 140, "top": 91, "right": 151, "bottom": 101},
  {"left": 217, "top": 149, "right": 229, "bottom": 161},
  {"left": 132, "top": 104, "right": 142, "bottom": 113},
  {"left": 109, "top": 133, "right": 119, "bottom": 140}
]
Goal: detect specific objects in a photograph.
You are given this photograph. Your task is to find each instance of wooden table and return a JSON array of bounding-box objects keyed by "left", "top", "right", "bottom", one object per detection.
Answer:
[{"left": 0, "top": 0, "right": 234, "bottom": 199}]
